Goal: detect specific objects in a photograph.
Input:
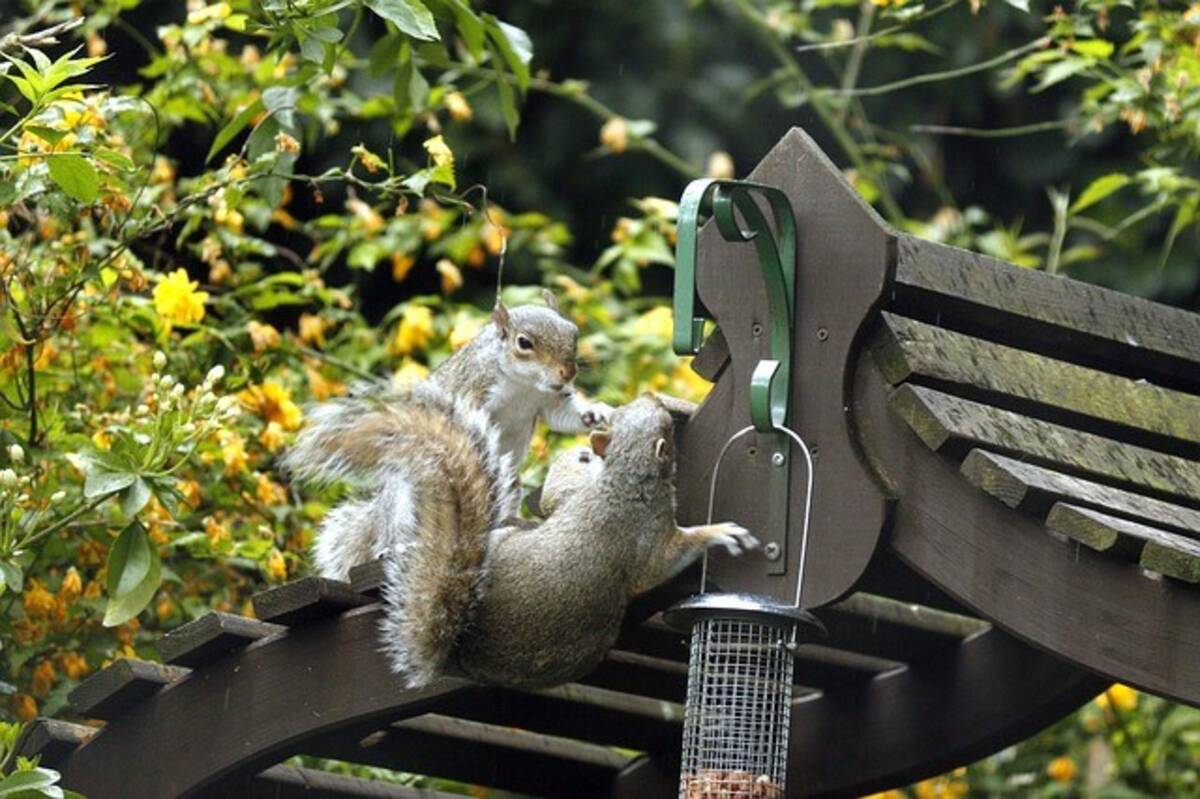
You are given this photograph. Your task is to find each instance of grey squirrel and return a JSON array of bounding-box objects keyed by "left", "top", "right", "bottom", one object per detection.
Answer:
[{"left": 287, "top": 389, "right": 757, "bottom": 689}]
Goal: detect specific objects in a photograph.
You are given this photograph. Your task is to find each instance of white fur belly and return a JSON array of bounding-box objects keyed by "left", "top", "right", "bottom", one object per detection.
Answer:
[{"left": 487, "top": 383, "right": 546, "bottom": 465}]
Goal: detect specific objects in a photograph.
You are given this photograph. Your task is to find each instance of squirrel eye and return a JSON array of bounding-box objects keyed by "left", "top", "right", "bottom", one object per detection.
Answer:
[{"left": 516, "top": 334, "right": 534, "bottom": 351}]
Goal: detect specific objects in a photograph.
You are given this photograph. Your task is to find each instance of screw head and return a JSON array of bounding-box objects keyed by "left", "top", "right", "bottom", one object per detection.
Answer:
[
  {"left": 771, "top": 452, "right": 786, "bottom": 466},
  {"left": 764, "top": 542, "right": 781, "bottom": 561},
  {"left": 751, "top": 323, "right": 764, "bottom": 337},
  {"left": 816, "top": 327, "right": 829, "bottom": 341}
]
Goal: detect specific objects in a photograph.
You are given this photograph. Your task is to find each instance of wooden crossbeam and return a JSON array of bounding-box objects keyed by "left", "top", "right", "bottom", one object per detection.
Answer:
[
  {"left": 158, "top": 611, "right": 283, "bottom": 668},
  {"left": 821, "top": 593, "right": 986, "bottom": 662},
  {"left": 251, "top": 766, "right": 462, "bottom": 798},
  {"left": 68, "top": 659, "right": 188, "bottom": 720},
  {"left": 252, "top": 577, "right": 372, "bottom": 625},
  {"left": 582, "top": 649, "right": 688, "bottom": 702},
  {"left": 14, "top": 719, "right": 94, "bottom": 770},
  {"left": 1047, "top": 504, "right": 1200, "bottom": 583}
]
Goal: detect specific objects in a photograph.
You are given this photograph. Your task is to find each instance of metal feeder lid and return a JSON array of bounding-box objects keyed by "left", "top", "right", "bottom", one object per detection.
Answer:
[{"left": 662, "top": 592, "right": 827, "bottom": 641}]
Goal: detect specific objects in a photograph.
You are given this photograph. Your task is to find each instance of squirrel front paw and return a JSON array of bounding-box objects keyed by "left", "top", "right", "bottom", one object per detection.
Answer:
[
  {"left": 581, "top": 402, "right": 613, "bottom": 430},
  {"left": 710, "top": 522, "right": 759, "bottom": 556}
]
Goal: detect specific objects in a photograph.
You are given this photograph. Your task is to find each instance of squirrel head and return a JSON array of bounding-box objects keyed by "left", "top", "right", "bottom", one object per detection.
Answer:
[
  {"left": 589, "top": 394, "right": 674, "bottom": 481},
  {"left": 540, "top": 445, "right": 603, "bottom": 516},
  {"left": 491, "top": 291, "right": 580, "bottom": 392}
]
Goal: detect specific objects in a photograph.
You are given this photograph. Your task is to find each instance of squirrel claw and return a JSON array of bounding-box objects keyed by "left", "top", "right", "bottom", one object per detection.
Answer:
[
  {"left": 582, "top": 402, "right": 613, "bottom": 430},
  {"left": 711, "top": 522, "right": 758, "bottom": 556}
]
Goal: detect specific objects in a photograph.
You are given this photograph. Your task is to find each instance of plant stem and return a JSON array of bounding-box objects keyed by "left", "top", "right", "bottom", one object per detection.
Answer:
[
  {"left": 839, "top": 37, "right": 1049, "bottom": 97},
  {"left": 910, "top": 120, "right": 1069, "bottom": 138}
]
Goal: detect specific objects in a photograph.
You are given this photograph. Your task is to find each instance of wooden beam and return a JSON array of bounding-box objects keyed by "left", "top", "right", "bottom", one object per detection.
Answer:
[
  {"left": 820, "top": 593, "right": 987, "bottom": 662},
  {"left": 960, "top": 449, "right": 1200, "bottom": 540},
  {"left": 158, "top": 612, "right": 283, "bottom": 668},
  {"left": 582, "top": 650, "right": 687, "bottom": 702},
  {"left": 891, "top": 384, "right": 1200, "bottom": 506},
  {"left": 1047, "top": 504, "right": 1200, "bottom": 583},
  {"left": 893, "top": 235, "right": 1200, "bottom": 392},
  {"left": 873, "top": 312, "right": 1200, "bottom": 456},
  {"left": 252, "top": 577, "right": 372, "bottom": 625},
  {"left": 250, "top": 766, "right": 462, "bottom": 798},
  {"left": 610, "top": 755, "right": 678, "bottom": 798},
  {"left": 68, "top": 659, "right": 189, "bottom": 720},
  {"left": 13, "top": 719, "right": 94, "bottom": 771}
]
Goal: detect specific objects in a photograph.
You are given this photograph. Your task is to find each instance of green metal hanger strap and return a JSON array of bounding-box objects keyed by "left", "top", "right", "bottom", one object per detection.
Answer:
[{"left": 673, "top": 179, "right": 797, "bottom": 432}]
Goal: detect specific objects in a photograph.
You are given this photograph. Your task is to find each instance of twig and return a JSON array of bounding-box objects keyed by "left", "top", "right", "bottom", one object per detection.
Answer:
[
  {"left": 837, "top": 37, "right": 1049, "bottom": 97},
  {"left": 795, "top": 0, "right": 961, "bottom": 53},
  {"left": 910, "top": 119, "right": 1069, "bottom": 138}
]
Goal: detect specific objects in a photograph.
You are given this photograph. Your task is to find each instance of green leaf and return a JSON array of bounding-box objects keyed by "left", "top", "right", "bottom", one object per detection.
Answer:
[
  {"left": 120, "top": 478, "right": 152, "bottom": 517},
  {"left": 46, "top": 155, "right": 99, "bottom": 204},
  {"left": 1071, "top": 39, "right": 1114, "bottom": 60},
  {"left": 22, "top": 125, "right": 67, "bottom": 147},
  {"left": 206, "top": 99, "right": 264, "bottom": 164},
  {"left": 84, "top": 469, "right": 136, "bottom": 499},
  {"left": 0, "top": 561, "right": 24, "bottom": 594},
  {"left": 94, "top": 148, "right": 136, "bottom": 172},
  {"left": 484, "top": 16, "right": 531, "bottom": 91},
  {"left": 1070, "top": 173, "right": 1131, "bottom": 214},
  {"left": 365, "top": 0, "right": 440, "bottom": 41},
  {"left": 494, "top": 69, "right": 520, "bottom": 140},
  {"left": 103, "top": 522, "right": 161, "bottom": 627},
  {"left": 0, "top": 767, "right": 58, "bottom": 796},
  {"left": 103, "top": 551, "right": 160, "bottom": 627},
  {"left": 1002, "top": 0, "right": 1030, "bottom": 11},
  {"left": 441, "top": 0, "right": 484, "bottom": 57}
]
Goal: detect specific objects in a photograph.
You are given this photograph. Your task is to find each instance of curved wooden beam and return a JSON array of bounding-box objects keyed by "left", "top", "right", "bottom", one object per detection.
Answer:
[
  {"left": 789, "top": 625, "right": 1104, "bottom": 797},
  {"left": 62, "top": 606, "right": 470, "bottom": 798},
  {"left": 854, "top": 354, "right": 1200, "bottom": 705}
]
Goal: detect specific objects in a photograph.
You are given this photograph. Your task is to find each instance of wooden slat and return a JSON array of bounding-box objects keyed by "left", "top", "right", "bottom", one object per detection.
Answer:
[
  {"left": 68, "top": 659, "right": 188, "bottom": 720},
  {"left": 873, "top": 312, "right": 1200, "bottom": 454},
  {"left": 821, "top": 593, "right": 987, "bottom": 662},
  {"left": 893, "top": 235, "right": 1200, "bottom": 389},
  {"left": 252, "top": 577, "right": 372, "bottom": 625},
  {"left": 892, "top": 384, "right": 1200, "bottom": 505},
  {"left": 1047, "top": 504, "right": 1200, "bottom": 583},
  {"left": 157, "top": 612, "right": 283, "bottom": 668},
  {"left": 689, "top": 327, "right": 730, "bottom": 381},
  {"left": 582, "top": 650, "right": 687, "bottom": 702},
  {"left": 14, "top": 719, "right": 94, "bottom": 769},
  {"left": 251, "top": 765, "right": 460, "bottom": 798},
  {"left": 610, "top": 755, "right": 678, "bottom": 799},
  {"left": 347, "top": 560, "right": 385, "bottom": 596},
  {"left": 961, "top": 449, "right": 1200, "bottom": 540}
]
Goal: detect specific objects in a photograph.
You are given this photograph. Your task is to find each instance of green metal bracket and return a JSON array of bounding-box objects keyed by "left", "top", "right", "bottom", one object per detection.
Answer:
[{"left": 673, "top": 179, "right": 798, "bottom": 576}]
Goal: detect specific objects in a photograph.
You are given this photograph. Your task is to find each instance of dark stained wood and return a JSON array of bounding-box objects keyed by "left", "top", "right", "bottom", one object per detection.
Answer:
[
  {"left": 609, "top": 755, "right": 678, "bottom": 799},
  {"left": 1046, "top": 504, "right": 1200, "bottom": 583},
  {"left": 13, "top": 719, "right": 94, "bottom": 770},
  {"left": 304, "top": 714, "right": 629, "bottom": 798},
  {"left": 689, "top": 326, "right": 730, "bottom": 381},
  {"left": 252, "top": 577, "right": 373, "bottom": 625},
  {"left": 893, "top": 234, "right": 1200, "bottom": 392},
  {"left": 158, "top": 612, "right": 284, "bottom": 668},
  {"left": 676, "top": 127, "right": 894, "bottom": 608},
  {"left": 581, "top": 650, "right": 687, "bottom": 702},
  {"left": 789, "top": 626, "right": 1105, "bottom": 797},
  {"left": 872, "top": 312, "right": 1200, "bottom": 456},
  {"left": 960, "top": 449, "right": 1200, "bottom": 540},
  {"left": 61, "top": 605, "right": 473, "bottom": 798},
  {"left": 348, "top": 560, "right": 386, "bottom": 596},
  {"left": 68, "top": 658, "right": 189, "bottom": 720},
  {"left": 249, "top": 766, "right": 460, "bottom": 799},
  {"left": 821, "top": 593, "right": 987, "bottom": 662},
  {"left": 891, "top": 384, "right": 1200, "bottom": 506},
  {"left": 854, "top": 549, "right": 969, "bottom": 614},
  {"left": 855, "top": 356, "right": 1200, "bottom": 704}
]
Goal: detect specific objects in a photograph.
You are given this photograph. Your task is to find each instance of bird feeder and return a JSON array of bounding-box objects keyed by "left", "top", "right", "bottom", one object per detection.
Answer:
[{"left": 666, "top": 180, "right": 825, "bottom": 798}]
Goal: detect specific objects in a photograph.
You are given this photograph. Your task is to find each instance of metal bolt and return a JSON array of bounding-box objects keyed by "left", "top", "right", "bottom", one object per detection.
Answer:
[
  {"left": 771, "top": 452, "right": 786, "bottom": 466},
  {"left": 752, "top": 323, "right": 764, "bottom": 337},
  {"left": 816, "top": 327, "right": 829, "bottom": 341},
  {"left": 764, "top": 543, "right": 781, "bottom": 561}
]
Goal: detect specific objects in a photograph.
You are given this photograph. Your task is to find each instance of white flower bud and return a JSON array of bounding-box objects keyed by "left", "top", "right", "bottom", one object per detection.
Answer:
[
  {"left": 179, "top": 423, "right": 196, "bottom": 434},
  {"left": 8, "top": 444, "right": 24, "bottom": 463},
  {"left": 205, "top": 365, "right": 226, "bottom": 385},
  {"left": 133, "top": 433, "right": 152, "bottom": 446},
  {"left": 216, "top": 396, "right": 237, "bottom": 414},
  {"left": 50, "top": 490, "right": 66, "bottom": 504},
  {"left": 0, "top": 469, "right": 16, "bottom": 487},
  {"left": 153, "top": 351, "right": 167, "bottom": 370},
  {"left": 136, "top": 404, "right": 150, "bottom": 416},
  {"left": 160, "top": 374, "right": 176, "bottom": 390},
  {"left": 171, "top": 384, "right": 185, "bottom": 398}
]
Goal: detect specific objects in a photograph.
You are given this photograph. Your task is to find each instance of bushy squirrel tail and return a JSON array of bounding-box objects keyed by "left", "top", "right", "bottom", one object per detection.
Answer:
[{"left": 283, "top": 383, "right": 518, "bottom": 686}]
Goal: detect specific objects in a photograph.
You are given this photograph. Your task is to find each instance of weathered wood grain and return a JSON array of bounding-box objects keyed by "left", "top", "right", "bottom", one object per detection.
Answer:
[
  {"left": 960, "top": 450, "right": 1200, "bottom": 540},
  {"left": 873, "top": 312, "right": 1200, "bottom": 452},
  {"left": 252, "top": 576, "right": 372, "bottom": 625},
  {"left": 348, "top": 559, "right": 386, "bottom": 596},
  {"left": 894, "top": 235, "right": 1200, "bottom": 389},
  {"left": 14, "top": 719, "right": 94, "bottom": 770},
  {"left": 892, "top": 384, "right": 1200, "bottom": 504},
  {"left": 68, "top": 659, "right": 189, "bottom": 720},
  {"left": 689, "top": 326, "right": 730, "bottom": 381},
  {"left": 821, "top": 593, "right": 987, "bottom": 662},
  {"left": 157, "top": 611, "right": 283, "bottom": 668},
  {"left": 251, "top": 765, "right": 461, "bottom": 798},
  {"left": 1047, "top": 504, "right": 1200, "bottom": 583}
]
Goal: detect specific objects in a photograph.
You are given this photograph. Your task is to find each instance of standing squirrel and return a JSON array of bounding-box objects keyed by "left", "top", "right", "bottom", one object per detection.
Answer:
[{"left": 377, "top": 394, "right": 758, "bottom": 690}]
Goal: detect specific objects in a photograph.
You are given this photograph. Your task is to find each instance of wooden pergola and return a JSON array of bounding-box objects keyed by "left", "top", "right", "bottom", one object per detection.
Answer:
[{"left": 21, "top": 129, "right": 1200, "bottom": 798}]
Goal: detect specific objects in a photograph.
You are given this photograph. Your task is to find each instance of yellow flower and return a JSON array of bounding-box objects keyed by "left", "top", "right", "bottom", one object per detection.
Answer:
[
  {"left": 85, "top": 30, "right": 107, "bottom": 58},
  {"left": 670, "top": 358, "right": 712, "bottom": 402},
  {"left": 351, "top": 144, "right": 386, "bottom": 174},
  {"left": 178, "top": 479, "right": 203, "bottom": 507},
  {"left": 304, "top": 364, "right": 345, "bottom": 401},
  {"left": 23, "top": 580, "right": 55, "bottom": 618},
  {"left": 259, "top": 421, "right": 288, "bottom": 453},
  {"left": 31, "top": 659, "right": 56, "bottom": 696},
  {"left": 706, "top": 151, "right": 735, "bottom": 179},
  {"left": 393, "top": 359, "right": 430, "bottom": 387},
  {"left": 187, "top": 2, "right": 232, "bottom": 25},
  {"left": 448, "top": 316, "right": 485, "bottom": 350},
  {"left": 153, "top": 269, "right": 209, "bottom": 328},
  {"left": 391, "top": 253, "right": 416, "bottom": 282},
  {"left": 218, "top": 430, "right": 248, "bottom": 476},
  {"left": 247, "top": 320, "right": 282, "bottom": 353},
  {"left": 436, "top": 259, "right": 463, "bottom": 294},
  {"left": 346, "top": 197, "right": 384, "bottom": 233},
  {"left": 1047, "top": 756, "right": 1077, "bottom": 783},
  {"left": 274, "top": 131, "right": 300, "bottom": 155},
  {"left": 914, "top": 774, "right": 968, "bottom": 799},
  {"left": 91, "top": 429, "right": 112, "bottom": 451},
  {"left": 209, "top": 260, "right": 232, "bottom": 285},
  {"left": 600, "top": 117, "right": 628, "bottom": 153},
  {"left": 265, "top": 548, "right": 287, "bottom": 582},
  {"left": 632, "top": 306, "right": 674, "bottom": 340},
  {"left": 1105, "top": 683, "right": 1138, "bottom": 711},
  {"left": 204, "top": 516, "right": 230, "bottom": 546},
  {"left": 298, "top": 313, "right": 327, "bottom": 347},
  {"left": 423, "top": 134, "right": 454, "bottom": 169},
  {"left": 240, "top": 381, "right": 303, "bottom": 430},
  {"left": 444, "top": 91, "right": 473, "bottom": 122},
  {"left": 156, "top": 597, "right": 174, "bottom": 621},
  {"left": 151, "top": 156, "right": 175, "bottom": 185},
  {"left": 12, "top": 694, "right": 37, "bottom": 722},
  {"left": 861, "top": 792, "right": 905, "bottom": 799},
  {"left": 58, "top": 651, "right": 89, "bottom": 680},
  {"left": 392, "top": 305, "right": 435, "bottom": 356},
  {"left": 255, "top": 472, "right": 287, "bottom": 506},
  {"left": 60, "top": 567, "right": 82, "bottom": 602}
]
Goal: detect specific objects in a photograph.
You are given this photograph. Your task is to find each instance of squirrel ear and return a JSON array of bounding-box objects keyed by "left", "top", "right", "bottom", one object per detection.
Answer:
[
  {"left": 654, "top": 438, "right": 668, "bottom": 462},
  {"left": 541, "top": 289, "right": 559, "bottom": 313},
  {"left": 589, "top": 430, "right": 610, "bottom": 458},
  {"left": 492, "top": 302, "right": 511, "bottom": 339}
]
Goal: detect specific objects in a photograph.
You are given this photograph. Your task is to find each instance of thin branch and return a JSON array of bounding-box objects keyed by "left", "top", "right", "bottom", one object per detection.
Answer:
[
  {"left": 837, "top": 36, "right": 1049, "bottom": 97},
  {"left": 910, "top": 119, "right": 1069, "bottom": 138},
  {"left": 795, "top": 0, "right": 962, "bottom": 53}
]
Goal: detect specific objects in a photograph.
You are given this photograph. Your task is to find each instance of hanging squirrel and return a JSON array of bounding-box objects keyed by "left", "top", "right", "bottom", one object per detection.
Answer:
[{"left": 385, "top": 393, "right": 757, "bottom": 689}]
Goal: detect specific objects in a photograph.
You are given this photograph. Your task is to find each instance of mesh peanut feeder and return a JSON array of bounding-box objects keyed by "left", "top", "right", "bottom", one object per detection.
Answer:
[{"left": 665, "top": 425, "right": 824, "bottom": 799}]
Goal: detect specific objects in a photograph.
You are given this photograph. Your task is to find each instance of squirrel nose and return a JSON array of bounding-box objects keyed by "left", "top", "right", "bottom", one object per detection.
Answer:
[{"left": 559, "top": 364, "right": 577, "bottom": 383}]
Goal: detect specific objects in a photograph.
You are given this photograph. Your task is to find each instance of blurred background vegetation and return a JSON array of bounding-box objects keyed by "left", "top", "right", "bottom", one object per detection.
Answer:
[{"left": 0, "top": 0, "right": 1198, "bottom": 796}]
